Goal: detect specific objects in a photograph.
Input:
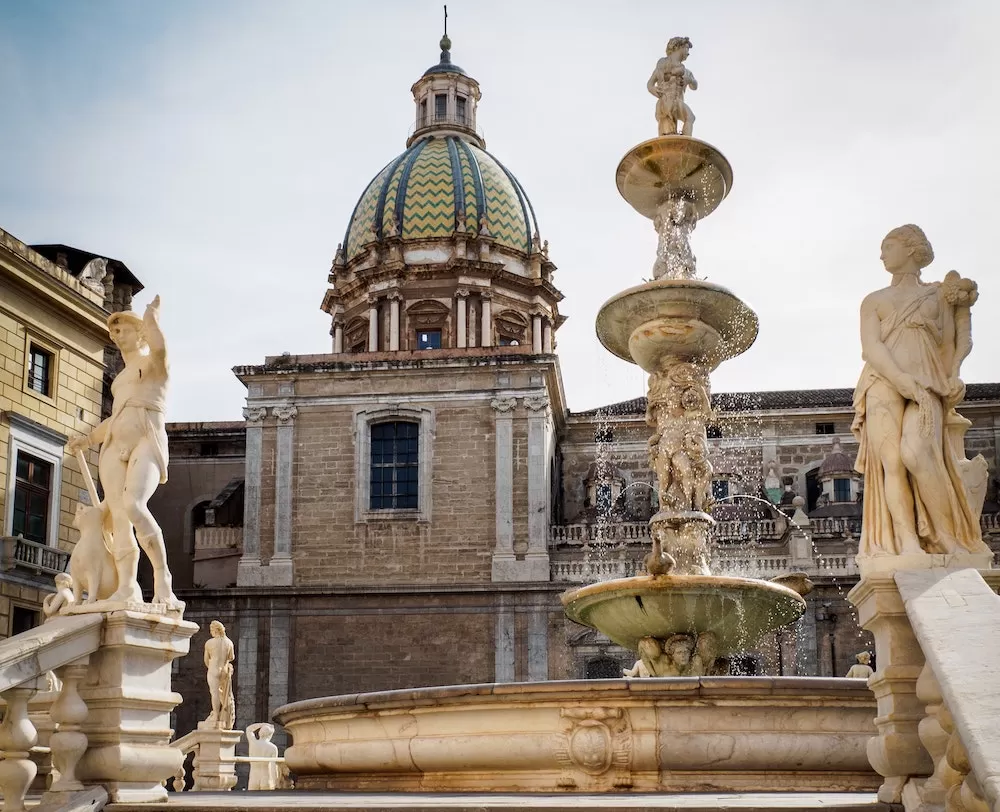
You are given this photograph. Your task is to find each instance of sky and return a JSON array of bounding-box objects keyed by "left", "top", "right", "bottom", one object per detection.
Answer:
[{"left": 1, "top": 0, "right": 998, "bottom": 422}]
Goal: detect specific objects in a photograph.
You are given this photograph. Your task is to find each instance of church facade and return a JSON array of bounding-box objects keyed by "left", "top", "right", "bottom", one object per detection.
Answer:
[{"left": 147, "top": 39, "right": 1000, "bottom": 741}]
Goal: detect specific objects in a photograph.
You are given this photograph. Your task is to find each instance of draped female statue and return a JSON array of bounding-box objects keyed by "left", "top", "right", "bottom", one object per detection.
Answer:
[{"left": 851, "top": 225, "right": 989, "bottom": 556}]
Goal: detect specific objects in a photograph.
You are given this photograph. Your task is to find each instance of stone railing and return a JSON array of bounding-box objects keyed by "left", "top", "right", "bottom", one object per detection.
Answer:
[
  {"left": 549, "top": 523, "right": 650, "bottom": 544},
  {"left": 810, "top": 517, "right": 862, "bottom": 537},
  {"left": 0, "top": 609, "right": 196, "bottom": 811},
  {"left": 0, "top": 614, "right": 104, "bottom": 812},
  {"left": 550, "top": 519, "right": 787, "bottom": 546},
  {"left": 0, "top": 536, "right": 70, "bottom": 577},
  {"left": 552, "top": 550, "right": 858, "bottom": 583},
  {"left": 850, "top": 565, "right": 1000, "bottom": 811},
  {"left": 194, "top": 527, "right": 242, "bottom": 551}
]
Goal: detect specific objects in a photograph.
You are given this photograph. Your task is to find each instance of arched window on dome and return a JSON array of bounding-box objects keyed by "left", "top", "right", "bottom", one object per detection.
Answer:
[
  {"left": 405, "top": 300, "right": 450, "bottom": 350},
  {"left": 495, "top": 310, "right": 527, "bottom": 347}
]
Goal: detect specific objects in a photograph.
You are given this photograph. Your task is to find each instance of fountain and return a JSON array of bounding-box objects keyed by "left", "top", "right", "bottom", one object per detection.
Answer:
[
  {"left": 560, "top": 34, "right": 807, "bottom": 678},
  {"left": 273, "top": 39, "right": 880, "bottom": 797}
]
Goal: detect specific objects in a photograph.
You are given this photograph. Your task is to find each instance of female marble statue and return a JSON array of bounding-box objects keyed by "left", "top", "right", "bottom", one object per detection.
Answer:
[
  {"left": 68, "top": 296, "right": 179, "bottom": 606},
  {"left": 205, "top": 621, "right": 236, "bottom": 729},
  {"left": 851, "top": 225, "right": 988, "bottom": 557}
]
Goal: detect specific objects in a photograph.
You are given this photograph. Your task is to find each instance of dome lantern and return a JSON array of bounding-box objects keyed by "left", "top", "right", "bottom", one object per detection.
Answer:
[{"left": 408, "top": 26, "right": 484, "bottom": 149}]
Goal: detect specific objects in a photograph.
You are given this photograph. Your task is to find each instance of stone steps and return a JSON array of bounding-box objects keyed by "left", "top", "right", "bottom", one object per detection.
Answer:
[{"left": 108, "top": 791, "right": 900, "bottom": 812}]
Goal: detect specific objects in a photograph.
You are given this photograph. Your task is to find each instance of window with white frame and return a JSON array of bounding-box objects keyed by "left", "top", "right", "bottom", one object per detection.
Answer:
[
  {"left": 354, "top": 404, "right": 434, "bottom": 522},
  {"left": 4, "top": 414, "right": 66, "bottom": 547}
]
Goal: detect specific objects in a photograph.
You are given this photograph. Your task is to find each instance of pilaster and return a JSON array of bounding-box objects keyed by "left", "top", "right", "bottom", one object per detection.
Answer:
[
  {"left": 269, "top": 404, "right": 297, "bottom": 587},
  {"left": 236, "top": 406, "right": 267, "bottom": 587},
  {"left": 490, "top": 396, "right": 516, "bottom": 581}
]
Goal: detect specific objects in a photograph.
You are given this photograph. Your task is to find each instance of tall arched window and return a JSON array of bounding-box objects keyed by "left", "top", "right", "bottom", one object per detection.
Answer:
[{"left": 370, "top": 422, "right": 419, "bottom": 510}]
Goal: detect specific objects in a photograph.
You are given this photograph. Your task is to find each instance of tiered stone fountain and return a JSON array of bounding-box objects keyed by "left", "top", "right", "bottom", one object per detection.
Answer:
[
  {"left": 274, "top": 40, "right": 880, "bottom": 796},
  {"left": 561, "top": 35, "right": 806, "bottom": 678}
]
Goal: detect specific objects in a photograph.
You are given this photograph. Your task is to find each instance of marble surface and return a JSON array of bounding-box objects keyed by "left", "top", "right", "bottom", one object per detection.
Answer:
[{"left": 106, "top": 791, "right": 893, "bottom": 810}]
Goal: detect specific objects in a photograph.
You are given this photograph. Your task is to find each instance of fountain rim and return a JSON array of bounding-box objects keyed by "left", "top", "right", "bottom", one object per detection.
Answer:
[
  {"left": 615, "top": 134, "right": 734, "bottom": 220},
  {"left": 273, "top": 675, "right": 871, "bottom": 724},
  {"left": 559, "top": 572, "right": 806, "bottom": 607}
]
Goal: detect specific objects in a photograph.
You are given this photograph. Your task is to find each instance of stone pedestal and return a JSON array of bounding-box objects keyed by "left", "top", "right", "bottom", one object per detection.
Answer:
[
  {"left": 189, "top": 724, "right": 242, "bottom": 791},
  {"left": 75, "top": 610, "right": 198, "bottom": 803},
  {"left": 847, "top": 554, "right": 993, "bottom": 805}
]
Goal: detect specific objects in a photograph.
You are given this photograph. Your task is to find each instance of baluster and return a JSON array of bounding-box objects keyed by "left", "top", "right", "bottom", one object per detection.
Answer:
[
  {"left": 48, "top": 658, "right": 90, "bottom": 791},
  {"left": 0, "top": 686, "right": 38, "bottom": 812}
]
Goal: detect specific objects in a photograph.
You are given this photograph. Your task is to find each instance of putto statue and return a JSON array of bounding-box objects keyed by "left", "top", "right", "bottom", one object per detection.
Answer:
[
  {"left": 204, "top": 621, "right": 236, "bottom": 729},
  {"left": 67, "top": 296, "right": 180, "bottom": 608},
  {"left": 647, "top": 36, "right": 698, "bottom": 136},
  {"left": 852, "top": 225, "right": 990, "bottom": 557},
  {"left": 846, "top": 651, "right": 874, "bottom": 680}
]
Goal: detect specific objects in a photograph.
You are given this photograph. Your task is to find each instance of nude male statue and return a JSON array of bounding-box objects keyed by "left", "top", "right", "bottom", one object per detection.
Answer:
[{"left": 647, "top": 36, "right": 698, "bottom": 136}]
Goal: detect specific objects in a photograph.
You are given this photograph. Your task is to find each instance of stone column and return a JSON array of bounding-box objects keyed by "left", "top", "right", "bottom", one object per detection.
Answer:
[
  {"left": 269, "top": 405, "right": 297, "bottom": 586},
  {"left": 531, "top": 314, "right": 543, "bottom": 353},
  {"left": 455, "top": 289, "right": 468, "bottom": 349},
  {"left": 527, "top": 602, "right": 549, "bottom": 681},
  {"left": 77, "top": 610, "right": 199, "bottom": 803},
  {"left": 368, "top": 298, "right": 379, "bottom": 351},
  {"left": 332, "top": 321, "right": 343, "bottom": 354},
  {"left": 237, "top": 406, "right": 268, "bottom": 587},
  {"left": 523, "top": 395, "right": 551, "bottom": 581},
  {"left": 480, "top": 292, "right": 492, "bottom": 347},
  {"left": 490, "top": 397, "right": 517, "bottom": 581},
  {"left": 388, "top": 293, "right": 401, "bottom": 352},
  {"left": 542, "top": 320, "right": 553, "bottom": 353}
]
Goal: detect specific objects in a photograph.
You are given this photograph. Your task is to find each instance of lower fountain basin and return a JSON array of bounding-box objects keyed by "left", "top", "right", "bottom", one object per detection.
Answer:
[
  {"left": 561, "top": 574, "right": 806, "bottom": 654},
  {"left": 274, "top": 678, "right": 878, "bottom": 793}
]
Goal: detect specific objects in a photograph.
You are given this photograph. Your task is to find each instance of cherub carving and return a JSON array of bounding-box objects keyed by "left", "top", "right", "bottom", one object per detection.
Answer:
[
  {"left": 43, "top": 573, "right": 76, "bottom": 619},
  {"left": 647, "top": 36, "right": 698, "bottom": 136}
]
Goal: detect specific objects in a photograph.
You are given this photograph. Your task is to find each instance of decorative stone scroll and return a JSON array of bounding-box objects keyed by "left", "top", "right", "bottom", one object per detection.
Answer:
[{"left": 555, "top": 707, "right": 632, "bottom": 790}]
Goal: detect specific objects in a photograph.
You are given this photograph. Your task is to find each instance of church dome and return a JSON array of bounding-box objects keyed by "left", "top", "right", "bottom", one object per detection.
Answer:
[{"left": 343, "top": 135, "right": 540, "bottom": 263}]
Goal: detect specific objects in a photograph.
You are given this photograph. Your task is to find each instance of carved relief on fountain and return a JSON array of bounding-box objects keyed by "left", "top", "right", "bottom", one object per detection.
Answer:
[{"left": 555, "top": 707, "right": 633, "bottom": 790}]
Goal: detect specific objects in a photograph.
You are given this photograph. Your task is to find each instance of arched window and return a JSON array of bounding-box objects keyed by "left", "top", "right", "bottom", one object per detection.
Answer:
[{"left": 370, "top": 421, "right": 419, "bottom": 510}]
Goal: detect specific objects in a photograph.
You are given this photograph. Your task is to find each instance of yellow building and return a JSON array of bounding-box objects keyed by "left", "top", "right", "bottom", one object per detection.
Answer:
[{"left": 0, "top": 227, "right": 138, "bottom": 634}]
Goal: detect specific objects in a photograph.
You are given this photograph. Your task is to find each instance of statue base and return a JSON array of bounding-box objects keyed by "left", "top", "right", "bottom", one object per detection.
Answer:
[
  {"left": 75, "top": 609, "right": 198, "bottom": 802},
  {"left": 64, "top": 598, "right": 185, "bottom": 618},
  {"left": 186, "top": 726, "right": 243, "bottom": 791},
  {"left": 856, "top": 551, "right": 993, "bottom": 579}
]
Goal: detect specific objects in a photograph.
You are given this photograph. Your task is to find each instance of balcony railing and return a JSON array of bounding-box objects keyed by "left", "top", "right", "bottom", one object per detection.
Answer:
[
  {"left": 407, "top": 113, "right": 485, "bottom": 142},
  {"left": 194, "top": 527, "right": 242, "bottom": 552},
  {"left": 0, "top": 536, "right": 69, "bottom": 577}
]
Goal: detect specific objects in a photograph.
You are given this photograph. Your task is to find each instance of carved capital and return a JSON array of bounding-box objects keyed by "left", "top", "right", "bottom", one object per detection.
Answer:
[
  {"left": 491, "top": 397, "right": 517, "bottom": 414},
  {"left": 243, "top": 406, "right": 268, "bottom": 425},
  {"left": 367, "top": 295, "right": 380, "bottom": 308},
  {"left": 479, "top": 289, "right": 493, "bottom": 301},
  {"left": 273, "top": 405, "right": 298, "bottom": 424},
  {"left": 523, "top": 395, "right": 550, "bottom": 412},
  {"left": 455, "top": 287, "right": 470, "bottom": 299},
  {"left": 386, "top": 290, "right": 404, "bottom": 303}
]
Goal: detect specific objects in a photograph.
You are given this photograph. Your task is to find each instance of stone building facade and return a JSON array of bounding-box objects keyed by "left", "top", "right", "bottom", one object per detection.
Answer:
[
  {"left": 0, "top": 227, "right": 139, "bottom": 634},
  {"left": 147, "top": 39, "right": 1000, "bottom": 741}
]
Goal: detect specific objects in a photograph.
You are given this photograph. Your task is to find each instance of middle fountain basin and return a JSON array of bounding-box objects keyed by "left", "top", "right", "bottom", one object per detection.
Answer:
[{"left": 561, "top": 574, "right": 806, "bottom": 654}]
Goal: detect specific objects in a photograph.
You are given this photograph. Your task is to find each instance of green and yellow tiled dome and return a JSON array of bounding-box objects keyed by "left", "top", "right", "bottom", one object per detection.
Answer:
[{"left": 344, "top": 135, "right": 540, "bottom": 262}]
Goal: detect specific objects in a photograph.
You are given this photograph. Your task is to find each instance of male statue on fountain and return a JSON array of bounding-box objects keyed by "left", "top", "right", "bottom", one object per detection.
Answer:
[
  {"left": 648, "top": 36, "right": 698, "bottom": 136},
  {"left": 68, "top": 295, "right": 181, "bottom": 609}
]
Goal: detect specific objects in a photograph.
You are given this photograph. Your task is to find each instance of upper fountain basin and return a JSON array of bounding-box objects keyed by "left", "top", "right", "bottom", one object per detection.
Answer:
[
  {"left": 561, "top": 574, "right": 806, "bottom": 655},
  {"left": 596, "top": 278, "right": 758, "bottom": 372},
  {"left": 617, "top": 136, "right": 733, "bottom": 220}
]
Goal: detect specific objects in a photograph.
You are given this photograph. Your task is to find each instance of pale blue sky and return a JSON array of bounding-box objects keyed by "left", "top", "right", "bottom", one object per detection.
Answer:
[{"left": 1, "top": 1, "right": 998, "bottom": 420}]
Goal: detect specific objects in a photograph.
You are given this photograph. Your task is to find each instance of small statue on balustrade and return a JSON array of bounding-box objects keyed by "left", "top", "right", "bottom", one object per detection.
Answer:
[
  {"left": 42, "top": 573, "right": 76, "bottom": 619},
  {"left": 845, "top": 651, "right": 874, "bottom": 680},
  {"left": 204, "top": 621, "right": 236, "bottom": 730}
]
